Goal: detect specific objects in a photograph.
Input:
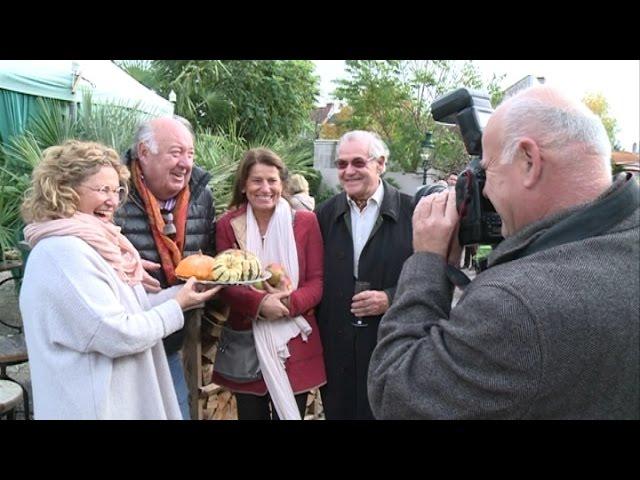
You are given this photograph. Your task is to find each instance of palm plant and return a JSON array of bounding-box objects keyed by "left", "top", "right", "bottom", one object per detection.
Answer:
[
  {"left": 76, "top": 92, "right": 149, "bottom": 153},
  {"left": 194, "top": 121, "right": 319, "bottom": 214},
  {"left": 270, "top": 136, "right": 318, "bottom": 183},
  {"left": 25, "top": 98, "right": 75, "bottom": 148},
  {"left": 194, "top": 129, "right": 246, "bottom": 214},
  {"left": 0, "top": 95, "right": 148, "bottom": 257},
  {"left": 0, "top": 174, "right": 23, "bottom": 258},
  {"left": 114, "top": 60, "right": 165, "bottom": 94},
  {"left": 0, "top": 132, "right": 42, "bottom": 258}
]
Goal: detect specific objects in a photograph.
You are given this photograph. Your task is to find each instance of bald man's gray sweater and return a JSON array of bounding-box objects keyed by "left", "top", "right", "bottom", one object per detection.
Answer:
[{"left": 368, "top": 176, "right": 639, "bottom": 419}]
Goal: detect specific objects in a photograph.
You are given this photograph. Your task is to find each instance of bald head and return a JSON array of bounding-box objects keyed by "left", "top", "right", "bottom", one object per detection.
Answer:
[
  {"left": 507, "top": 84, "right": 580, "bottom": 109},
  {"left": 488, "top": 85, "right": 612, "bottom": 172},
  {"left": 481, "top": 85, "right": 614, "bottom": 237},
  {"left": 150, "top": 116, "right": 192, "bottom": 136},
  {"left": 132, "top": 116, "right": 194, "bottom": 159}
]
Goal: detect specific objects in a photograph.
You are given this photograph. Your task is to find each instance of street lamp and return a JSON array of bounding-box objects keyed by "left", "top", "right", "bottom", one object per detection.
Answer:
[{"left": 421, "top": 131, "right": 435, "bottom": 185}]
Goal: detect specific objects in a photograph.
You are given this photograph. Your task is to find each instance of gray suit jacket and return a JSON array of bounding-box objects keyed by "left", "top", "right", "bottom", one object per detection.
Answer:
[{"left": 368, "top": 175, "right": 639, "bottom": 419}]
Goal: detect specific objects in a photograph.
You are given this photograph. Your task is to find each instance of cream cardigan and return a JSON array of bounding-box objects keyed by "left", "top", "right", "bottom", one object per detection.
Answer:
[{"left": 19, "top": 235, "right": 184, "bottom": 420}]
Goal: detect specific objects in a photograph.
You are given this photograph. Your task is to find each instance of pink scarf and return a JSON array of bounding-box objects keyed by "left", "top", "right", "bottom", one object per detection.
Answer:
[{"left": 24, "top": 212, "right": 144, "bottom": 286}]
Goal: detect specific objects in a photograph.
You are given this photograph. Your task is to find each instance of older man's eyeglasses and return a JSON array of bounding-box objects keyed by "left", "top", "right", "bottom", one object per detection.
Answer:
[
  {"left": 82, "top": 185, "right": 126, "bottom": 202},
  {"left": 334, "top": 156, "right": 377, "bottom": 170}
]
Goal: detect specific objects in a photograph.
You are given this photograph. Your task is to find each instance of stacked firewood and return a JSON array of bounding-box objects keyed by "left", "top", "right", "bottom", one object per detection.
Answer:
[
  {"left": 304, "top": 388, "right": 324, "bottom": 420},
  {"left": 201, "top": 383, "right": 238, "bottom": 420},
  {"left": 200, "top": 308, "right": 238, "bottom": 420}
]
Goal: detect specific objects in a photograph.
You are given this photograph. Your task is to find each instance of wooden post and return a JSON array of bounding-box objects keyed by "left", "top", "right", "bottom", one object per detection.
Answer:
[{"left": 182, "top": 308, "right": 203, "bottom": 420}]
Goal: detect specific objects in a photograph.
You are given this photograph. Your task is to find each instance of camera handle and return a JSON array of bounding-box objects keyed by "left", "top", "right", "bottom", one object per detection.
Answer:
[{"left": 446, "top": 264, "right": 472, "bottom": 289}]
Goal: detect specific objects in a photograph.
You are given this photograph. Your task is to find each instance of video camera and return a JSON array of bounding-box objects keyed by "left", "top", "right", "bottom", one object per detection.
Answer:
[{"left": 414, "top": 88, "right": 503, "bottom": 246}]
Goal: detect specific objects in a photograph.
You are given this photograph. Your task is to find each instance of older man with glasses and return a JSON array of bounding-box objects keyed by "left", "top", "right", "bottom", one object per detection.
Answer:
[{"left": 315, "top": 130, "right": 414, "bottom": 420}]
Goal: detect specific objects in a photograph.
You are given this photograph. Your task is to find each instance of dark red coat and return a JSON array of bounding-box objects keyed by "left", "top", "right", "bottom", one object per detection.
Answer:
[{"left": 210, "top": 205, "right": 327, "bottom": 395}]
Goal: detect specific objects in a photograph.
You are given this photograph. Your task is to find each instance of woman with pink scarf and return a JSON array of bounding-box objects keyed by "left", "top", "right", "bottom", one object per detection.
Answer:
[{"left": 18, "top": 140, "right": 221, "bottom": 420}]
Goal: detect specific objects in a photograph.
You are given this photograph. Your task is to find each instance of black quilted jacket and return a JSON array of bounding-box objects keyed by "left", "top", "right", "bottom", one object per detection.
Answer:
[{"left": 114, "top": 151, "right": 216, "bottom": 353}]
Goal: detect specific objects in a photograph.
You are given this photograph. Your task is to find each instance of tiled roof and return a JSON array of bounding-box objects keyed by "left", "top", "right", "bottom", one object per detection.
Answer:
[
  {"left": 612, "top": 151, "right": 639, "bottom": 172},
  {"left": 612, "top": 151, "right": 640, "bottom": 165},
  {"left": 310, "top": 103, "right": 334, "bottom": 124}
]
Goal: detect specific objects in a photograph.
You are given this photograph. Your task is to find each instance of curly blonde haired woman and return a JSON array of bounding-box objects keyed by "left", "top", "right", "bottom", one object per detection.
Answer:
[{"left": 19, "top": 140, "right": 221, "bottom": 419}]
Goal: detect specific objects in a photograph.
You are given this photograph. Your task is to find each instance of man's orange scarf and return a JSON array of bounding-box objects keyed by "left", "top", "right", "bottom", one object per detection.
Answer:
[{"left": 131, "top": 160, "right": 190, "bottom": 285}]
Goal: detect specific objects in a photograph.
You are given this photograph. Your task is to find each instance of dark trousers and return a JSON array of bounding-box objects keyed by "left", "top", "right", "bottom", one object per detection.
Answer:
[{"left": 235, "top": 392, "right": 308, "bottom": 420}]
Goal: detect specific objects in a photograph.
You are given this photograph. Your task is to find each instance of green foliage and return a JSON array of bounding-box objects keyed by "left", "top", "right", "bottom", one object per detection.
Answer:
[
  {"left": 333, "top": 60, "right": 505, "bottom": 174},
  {"left": 217, "top": 61, "right": 318, "bottom": 142},
  {"left": 0, "top": 95, "right": 148, "bottom": 254},
  {"left": 313, "top": 182, "right": 338, "bottom": 206},
  {"left": 26, "top": 98, "right": 75, "bottom": 148},
  {"left": 382, "top": 175, "right": 400, "bottom": 190},
  {"left": 582, "top": 92, "right": 621, "bottom": 150},
  {"left": 191, "top": 123, "right": 318, "bottom": 214},
  {"left": 611, "top": 162, "right": 625, "bottom": 175},
  {"left": 320, "top": 105, "right": 353, "bottom": 139},
  {"left": 307, "top": 168, "right": 338, "bottom": 206},
  {"left": 270, "top": 136, "right": 318, "bottom": 185},
  {"left": 75, "top": 93, "right": 148, "bottom": 153},
  {"left": 120, "top": 60, "right": 319, "bottom": 144},
  {"left": 306, "top": 168, "right": 326, "bottom": 199},
  {"left": 193, "top": 129, "right": 245, "bottom": 215},
  {"left": 115, "top": 60, "right": 164, "bottom": 94},
  {"left": 0, "top": 170, "right": 23, "bottom": 256}
]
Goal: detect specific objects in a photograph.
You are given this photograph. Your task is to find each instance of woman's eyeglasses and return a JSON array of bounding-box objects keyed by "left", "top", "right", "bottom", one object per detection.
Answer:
[
  {"left": 334, "top": 156, "right": 377, "bottom": 170},
  {"left": 81, "top": 185, "right": 126, "bottom": 202}
]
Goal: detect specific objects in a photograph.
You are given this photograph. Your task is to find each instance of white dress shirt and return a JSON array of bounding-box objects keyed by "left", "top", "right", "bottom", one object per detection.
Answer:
[{"left": 347, "top": 180, "right": 385, "bottom": 278}]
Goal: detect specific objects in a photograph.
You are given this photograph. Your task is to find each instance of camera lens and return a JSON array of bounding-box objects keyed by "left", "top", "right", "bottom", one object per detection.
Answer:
[{"left": 413, "top": 183, "right": 448, "bottom": 208}]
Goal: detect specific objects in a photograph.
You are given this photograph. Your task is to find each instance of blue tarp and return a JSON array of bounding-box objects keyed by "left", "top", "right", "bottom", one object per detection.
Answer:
[
  {"left": 0, "top": 60, "right": 174, "bottom": 144},
  {"left": 0, "top": 61, "right": 77, "bottom": 101},
  {"left": 0, "top": 60, "right": 173, "bottom": 114}
]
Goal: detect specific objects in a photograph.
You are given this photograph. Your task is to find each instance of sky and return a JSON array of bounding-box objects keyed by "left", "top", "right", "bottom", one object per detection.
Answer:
[{"left": 312, "top": 60, "right": 640, "bottom": 152}]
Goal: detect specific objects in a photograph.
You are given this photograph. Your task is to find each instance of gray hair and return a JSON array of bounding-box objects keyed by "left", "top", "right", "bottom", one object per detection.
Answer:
[
  {"left": 338, "top": 130, "right": 390, "bottom": 163},
  {"left": 130, "top": 115, "right": 195, "bottom": 160},
  {"left": 500, "top": 96, "right": 611, "bottom": 174}
]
